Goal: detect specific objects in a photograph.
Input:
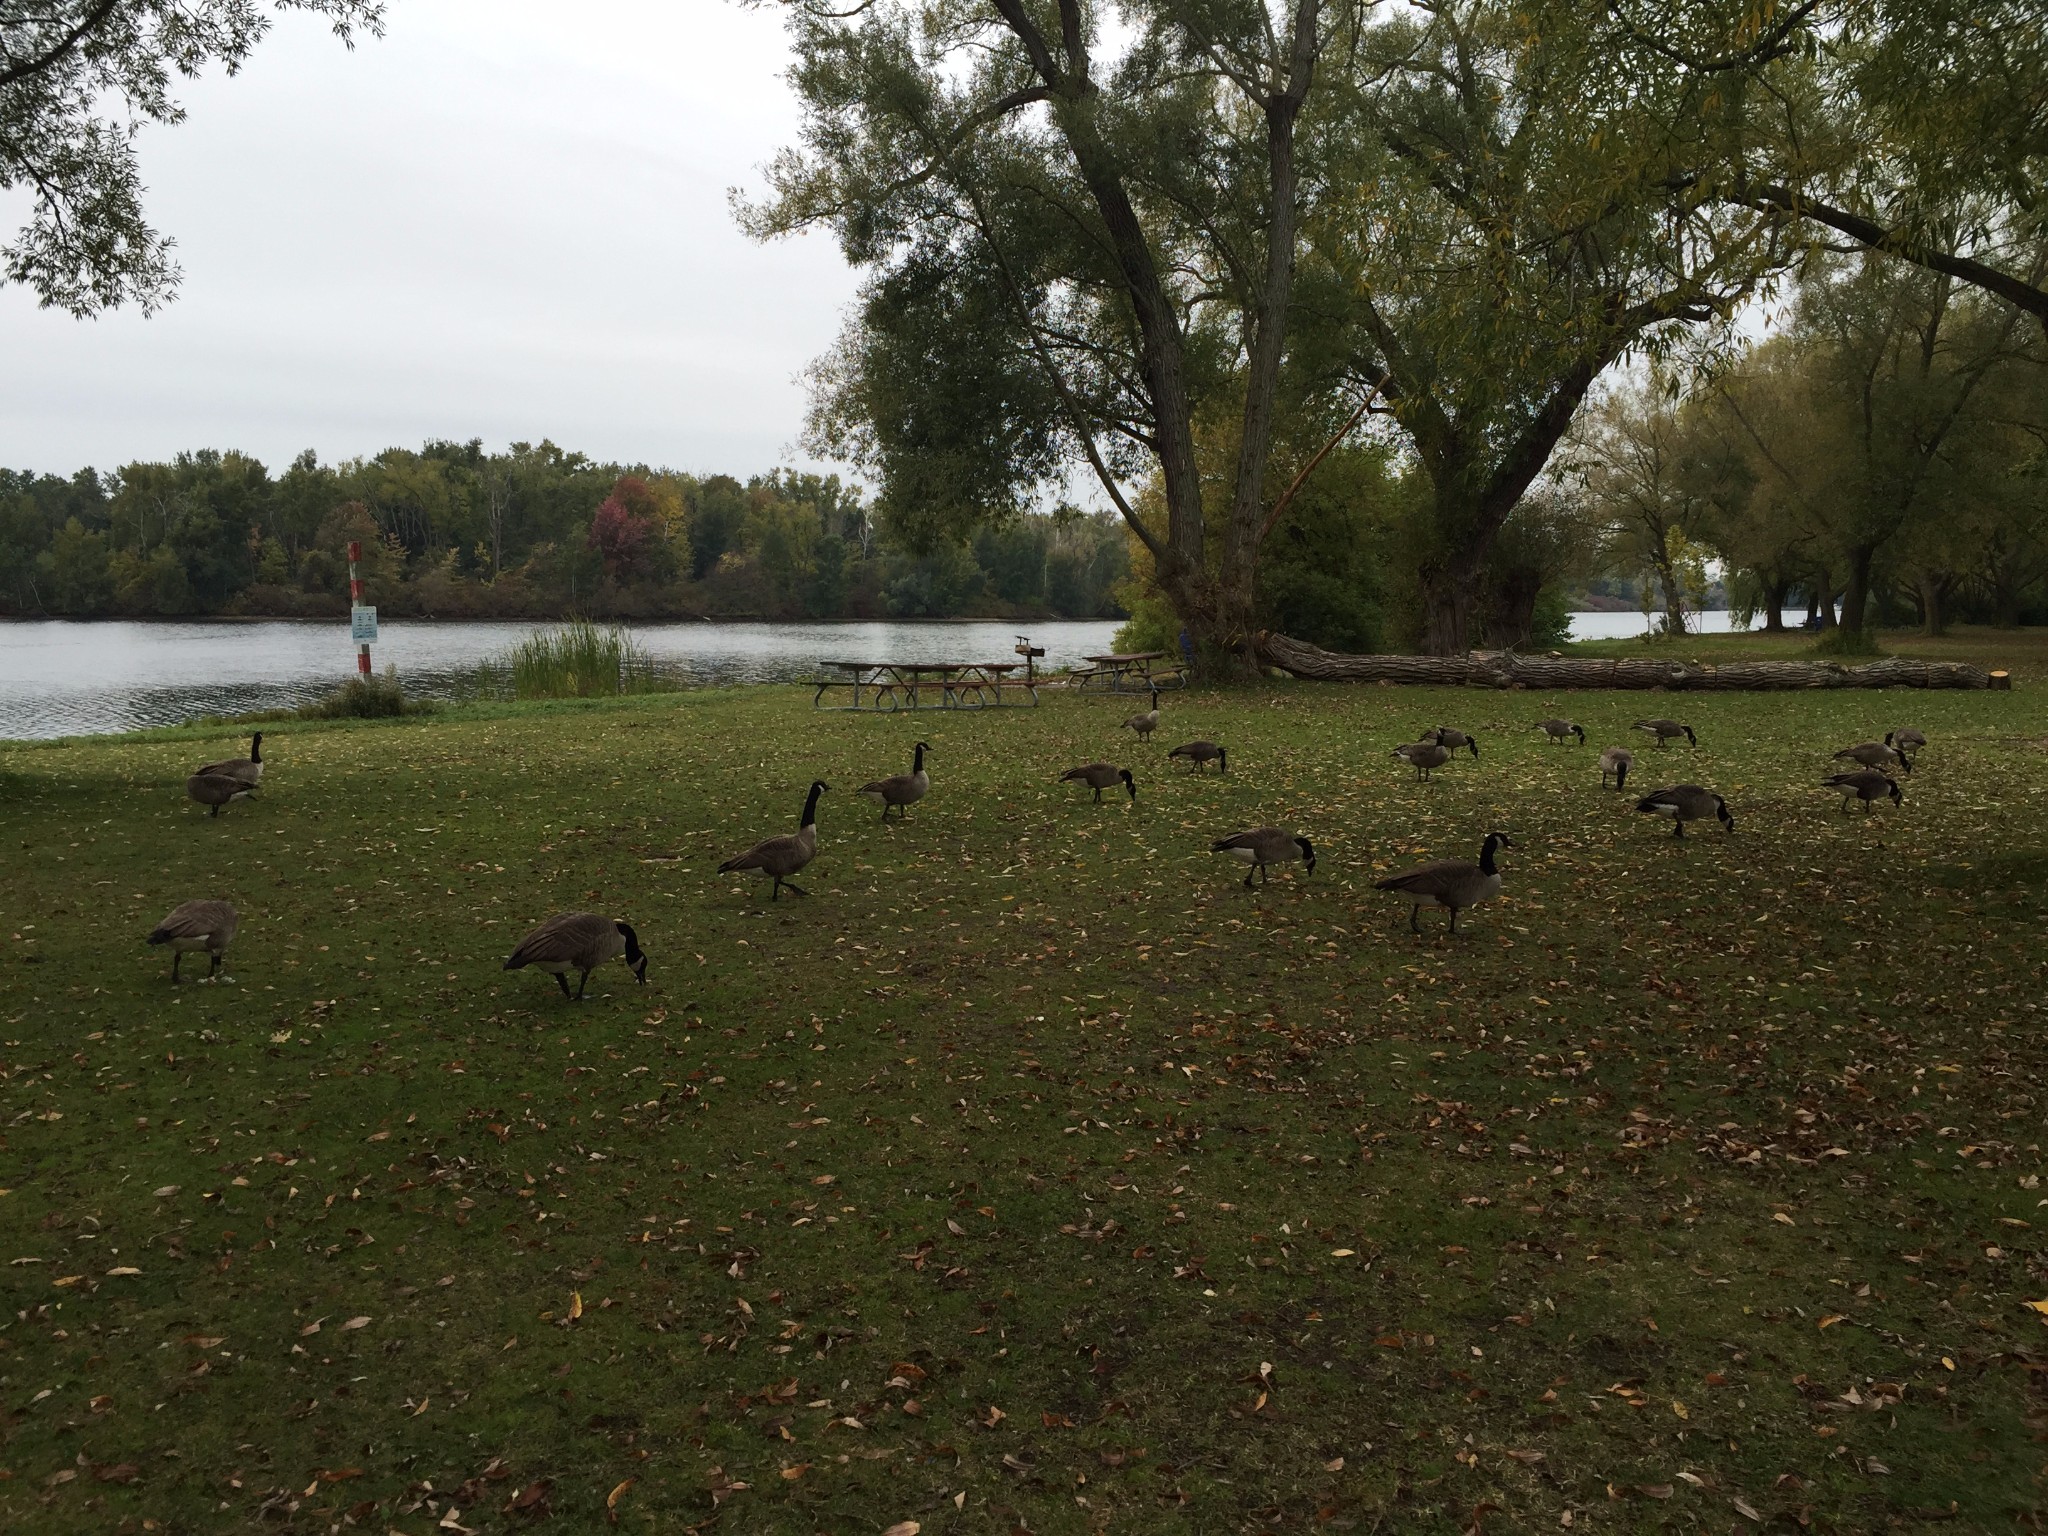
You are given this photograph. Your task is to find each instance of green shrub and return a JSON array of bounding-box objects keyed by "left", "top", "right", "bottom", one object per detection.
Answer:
[{"left": 1811, "top": 626, "right": 1885, "bottom": 658}]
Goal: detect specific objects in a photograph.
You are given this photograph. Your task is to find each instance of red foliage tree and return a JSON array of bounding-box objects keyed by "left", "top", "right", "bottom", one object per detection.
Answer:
[{"left": 587, "top": 476, "right": 660, "bottom": 581}]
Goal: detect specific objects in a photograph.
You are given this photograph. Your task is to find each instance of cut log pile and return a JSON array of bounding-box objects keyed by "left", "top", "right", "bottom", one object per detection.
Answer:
[{"left": 1257, "top": 632, "right": 1997, "bottom": 690}]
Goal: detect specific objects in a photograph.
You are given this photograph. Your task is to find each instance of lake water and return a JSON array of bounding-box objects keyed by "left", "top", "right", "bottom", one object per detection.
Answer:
[{"left": 0, "top": 610, "right": 1792, "bottom": 740}]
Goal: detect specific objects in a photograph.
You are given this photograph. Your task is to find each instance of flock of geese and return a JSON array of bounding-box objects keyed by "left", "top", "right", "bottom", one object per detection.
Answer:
[{"left": 146, "top": 701, "right": 1931, "bottom": 997}]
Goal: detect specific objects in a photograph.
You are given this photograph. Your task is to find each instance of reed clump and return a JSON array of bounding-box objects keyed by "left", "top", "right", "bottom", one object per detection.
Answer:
[{"left": 485, "top": 622, "right": 667, "bottom": 699}]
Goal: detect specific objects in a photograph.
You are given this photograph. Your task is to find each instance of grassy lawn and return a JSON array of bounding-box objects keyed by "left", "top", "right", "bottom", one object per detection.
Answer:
[
  {"left": 1563, "top": 623, "right": 2048, "bottom": 684},
  {"left": 2, "top": 677, "right": 2044, "bottom": 1534}
]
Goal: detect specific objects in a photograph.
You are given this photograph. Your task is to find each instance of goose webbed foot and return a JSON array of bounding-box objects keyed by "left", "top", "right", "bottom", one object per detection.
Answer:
[
  {"left": 781, "top": 881, "right": 809, "bottom": 897},
  {"left": 554, "top": 973, "right": 575, "bottom": 1000}
]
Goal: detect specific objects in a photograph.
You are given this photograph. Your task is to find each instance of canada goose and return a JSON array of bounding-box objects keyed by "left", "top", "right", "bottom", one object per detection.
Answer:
[
  {"left": 1536, "top": 719, "right": 1585, "bottom": 746},
  {"left": 1061, "top": 762, "right": 1136, "bottom": 802},
  {"left": 196, "top": 732, "right": 263, "bottom": 784},
  {"left": 186, "top": 772, "right": 255, "bottom": 816},
  {"left": 1374, "top": 831, "right": 1514, "bottom": 935},
  {"left": 859, "top": 741, "right": 930, "bottom": 820},
  {"left": 1632, "top": 718, "right": 1697, "bottom": 749},
  {"left": 1429, "top": 726, "right": 1480, "bottom": 758},
  {"left": 1393, "top": 740, "right": 1453, "bottom": 780},
  {"left": 1167, "top": 741, "right": 1227, "bottom": 774},
  {"left": 1886, "top": 728, "right": 1926, "bottom": 761},
  {"left": 1834, "top": 740, "right": 1911, "bottom": 773},
  {"left": 503, "top": 913, "right": 648, "bottom": 1000},
  {"left": 1822, "top": 769, "right": 1903, "bottom": 815},
  {"left": 1122, "top": 688, "right": 1162, "bottom": 739},
  {"left": 146, "top": 899, "right": 238, "bottom": 982},
  {"left": 1210, "top": 826, "right": 1315, "bottom": 888},
  {"left": 719, "top": 780, "right": 827, "bottom": 900},
  {"left": 1598, "top": 746, "right": 1633, "bottom": 791},
  {"left": 1634, "top": 784, "right": 1733, "bottom": 838}
]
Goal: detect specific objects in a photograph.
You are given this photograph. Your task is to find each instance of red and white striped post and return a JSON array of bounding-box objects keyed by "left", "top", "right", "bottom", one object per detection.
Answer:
[{"left": 347, "top": 540, "right": 372, "bottom": 676}]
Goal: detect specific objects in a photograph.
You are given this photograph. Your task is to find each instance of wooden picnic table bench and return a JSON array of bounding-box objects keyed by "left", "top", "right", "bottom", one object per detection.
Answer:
[
  {"left": 812, "top": 659, "right": 1038, "bottom": 712},
  {"left": 1068, "top": 650, "right": 1188, "bottom": 693}
]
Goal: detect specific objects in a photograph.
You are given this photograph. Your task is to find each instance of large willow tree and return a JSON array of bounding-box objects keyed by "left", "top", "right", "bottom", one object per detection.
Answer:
[{"left": 751, "top": 0, "right": 1809, "bottom": 656}]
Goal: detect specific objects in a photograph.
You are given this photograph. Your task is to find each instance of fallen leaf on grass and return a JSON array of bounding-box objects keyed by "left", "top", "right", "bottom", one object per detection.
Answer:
[
  {"left": 2023, "top": 1299, "right": 2048, "bottom": 1317},
  {"left": 1504, "top": 1450, "right": 1545, "bottom": 1466},
  {"left": 778, "top": 1466, "right": 808, "bottom": 1482},
  {"left": 340, "top": 1316, "right": 370, "bottom": 1331},
  {"left": 1323, "top": 1457, "right": 1345, "bottom": 1472},
  {"left": 153, "top": 1186, "right": 179, "bottom": 1199},
  {"left": 105, "top": 1267, "right": 141, "bottom": 1277},
  {"left": 1636, "top": 1484, "right": 1674, "bottom": 1499},
  {"left": 1732, "top": 1496, "right": 1762, "bottom": 1521},
  {"left": 882, "top": 1524, "right": 921, "bottom": 1536},
  {"left": 568, "top": 1292, "right": 584, "bottom": 1322},
  {"left": 606, "top": 1477, "right": 635, "bottom": 1520},
  {"left": 1817, "top": 1314, "right": 1845, "bottom": 1329},
  {"left": 93, "top": 1463, "right": 139, "bottom": 1484}
]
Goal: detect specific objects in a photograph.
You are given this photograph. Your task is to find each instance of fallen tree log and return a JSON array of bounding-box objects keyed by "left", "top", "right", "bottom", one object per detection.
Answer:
[{"left": 1256, "top": 632, "right": 1995, "bottom": 690}]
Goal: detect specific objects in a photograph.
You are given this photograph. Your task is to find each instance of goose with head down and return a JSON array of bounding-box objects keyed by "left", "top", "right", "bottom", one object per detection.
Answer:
[
  {"left": 1834, "top": 740, "right": 1911, "bottom": 773},
  {"left": 1167, "top": 740, "right": 1227, "bottom": 774},
  {"left": 1061, "top": 762, "right": 1136, "bottom": 803},
  {"left": 1632, "top": 718, "right": 1697, "bottom": 749},
  {"left": 1822, "top": 769, "right": 1903, "bottom": 815},
  {"left": 146, "top": 899, "right": 239, "bottom": 982},
  {"left": 1429, "top": 726, "right": 1479, "bottom": 758},
  {"left": 503, "top": 913, "right": 648, "bottom": 1000},
  {"left": 1393, "top": 739, "right": 1453, "bottom": 781},
  {"left": 1598, "top": 746, "right": 1633, "bottom": 791},
  {"left": 1635, "top": 784, "right": 1733, "bottom": 838},
  {"left": 1210, "top": 826, "right": 1315, "bottom": 888},
  {"left": 1536, "top": 719, "right": 1585, "bottom": 746}
]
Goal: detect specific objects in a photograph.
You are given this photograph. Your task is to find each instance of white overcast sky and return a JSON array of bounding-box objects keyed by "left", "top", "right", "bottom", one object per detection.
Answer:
[{"left": 0, "top": 1, "right": 861, "bottom": 478}]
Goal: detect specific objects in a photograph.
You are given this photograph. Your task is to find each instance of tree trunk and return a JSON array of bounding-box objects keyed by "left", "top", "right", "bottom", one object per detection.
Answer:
[
  {"left": 1839, "top": 546, "right": 1877, "bottom": 634},
  {"left": 1419, "top": 554, "right": 1482, "bottom": 655},
  {"left": 1759, "top": 573, "right": 1788, "bottom": 632},
  {"left": 1918, "top": 572, "right": 1950, "bottom": 636},
  {"left": 1650, "top": 540, "right": 1687, "bottom": 635}
]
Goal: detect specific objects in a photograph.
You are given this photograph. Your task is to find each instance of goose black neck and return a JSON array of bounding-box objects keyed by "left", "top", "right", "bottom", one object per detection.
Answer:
[
  {"left": 801, "top": 782, "right": 824, "bottom": 828},
  {"left": 616, "top": 921, "right": 643, "bottom": 963},
  {"left": 1479, "top": 834, "right": 1501, "bottom": 874},
  {"left": 250, "top": 733, "right": 263, "bottom": 762},
  {"left": 911, "top": 742, "right": 925, "bottom": 772}
]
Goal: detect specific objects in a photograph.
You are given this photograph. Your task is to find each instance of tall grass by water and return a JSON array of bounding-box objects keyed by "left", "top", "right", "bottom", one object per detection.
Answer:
[{"left": 481, "top": 621, "right": 669, "bottom": 699}]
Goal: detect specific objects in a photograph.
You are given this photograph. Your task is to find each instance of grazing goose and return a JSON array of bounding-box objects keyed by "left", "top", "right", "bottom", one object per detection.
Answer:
[
  {"left": 146, "top": 899, "right": 238, "bottom": 982},
  {"left": 1121, "top": 688, "right": 1163, "bottom": 739},
  {"left": 1429, "top": 726, "right": 1480, "bottom": 758},
  {"left": 1210, "top": 826, "right": 1315, "bottom": 888},
  {"left": 1168, "top": 740, "right": 1227, "bottom": 774},
  {"left": 196, "top": 732, "right": 263, "bottom": 784},
  {"left": 1393, "top": 739, "right": 1453, "bottom": 780},
  {"left": 718, "top": 780, "right": 827, "bottom": 900},
  {"left": 1632, "top": 718, "right": 1697, "bottom": 749},
  {"left": 1061, "top": 762, "right": 1136, "bottom": 803},
  {"left": 1885, "top": 727, "right": 1926, "bottom": 761},
  {"left": 1536, "top": 719, "right": 1585, "bottom": 746},
  {"left": 1634, "top": 784, "right": 1733, "bottom": 838},
  {"left": 503, "top": 913, "right": 648, "bottom": 1000},
  {"left": 1598, "top": 746, "right": 1633, "bottom": 791},
  {"left": 859, "top": 741, "right": 930, "bottom": 820},
  {"left": 1374, "top": 831, "right": 1513, "bottom": 935},
  {"left": 186, "top": 772, "right": 256, "bottom": 816},
  {"left": 1823, "top": 769, "right": 1903, "bottom": 815},
  {"left": 1834, "top": 740, "right": 1911, "bottom": 773}
]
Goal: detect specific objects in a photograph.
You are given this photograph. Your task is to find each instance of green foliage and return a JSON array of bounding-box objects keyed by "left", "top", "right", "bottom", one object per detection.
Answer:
[
  {"left": 296, "top": 669, "right": 426, "bottom": 720},
  {"left": 0, "top": 3, "right": 384, "bottom": 316}
]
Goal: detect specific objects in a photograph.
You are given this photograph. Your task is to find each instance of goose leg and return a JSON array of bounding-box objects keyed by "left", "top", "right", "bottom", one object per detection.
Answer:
[
  {"left": 1242, "top": 870, "right": 1255, "bottom": 889},
  {"left": 554, "top": 972, "right": 574, "bottom": 1001},
  {"left": 1673, "top": 821, "right": 1685, "bottom": 839},
  {"left": 575, "top": 969, "right": 591, "bottom": 1001},
  {"left": 1449, "top": 907, "right": 1460, "bottom": 935},
  {"left": 211, "top": 803, "right": 221, "bottom": 817},
  {"left": 771, "top": 879, "right": 783, "bottom": 900},
  {"left": 170, "top": 952, "right": 182, "bottom": 982},
  {"left": 782, "top": 881, "right": 809, "bottom": 897},
  {"left": 1408, "top": 905, "right": 1421, "bottom": 934},
  {"left": 1093, "top": 787, "right": 1103, "bottom": 803},
  {"left": 208, "top": 951, "right": 221, "bottom": 977}
]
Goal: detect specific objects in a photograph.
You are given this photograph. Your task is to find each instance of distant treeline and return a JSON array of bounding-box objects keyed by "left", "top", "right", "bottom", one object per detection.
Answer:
[{"left": 0, "top": 440, "right": 1130, "bottom": 622}]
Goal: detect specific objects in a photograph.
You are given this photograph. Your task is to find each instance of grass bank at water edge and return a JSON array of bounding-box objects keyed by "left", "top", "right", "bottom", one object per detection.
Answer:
[{"left": 1, "top": 680, "right": 2044, "bottom": 1533}]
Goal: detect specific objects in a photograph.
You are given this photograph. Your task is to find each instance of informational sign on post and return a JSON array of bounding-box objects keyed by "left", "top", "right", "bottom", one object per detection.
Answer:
[{"left": 347, "top": 541, "right": 373, "bottom": 676}]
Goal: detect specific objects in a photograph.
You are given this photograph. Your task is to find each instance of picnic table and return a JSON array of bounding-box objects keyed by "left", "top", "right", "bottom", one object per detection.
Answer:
[
  {"left": 812, "top": 659, "right": 1038, "bottom": 711},
  {"left": 1068, "top": 650, "right": 1188, "bottom": 693}
]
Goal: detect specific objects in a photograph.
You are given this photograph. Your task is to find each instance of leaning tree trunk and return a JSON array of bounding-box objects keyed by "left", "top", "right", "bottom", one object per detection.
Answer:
[
  {"left": 1651, "top": 542, "right": 1687, "bottom": 635},
  {"left": 1918, "top": 572, "right": 1950, "bottom": 637},
  {"left": 1759, "top": 574, "right": 1788, "bottom": 632},
  {"left": 1839, "top": 546, "right": 1877, "bottom": 635}
]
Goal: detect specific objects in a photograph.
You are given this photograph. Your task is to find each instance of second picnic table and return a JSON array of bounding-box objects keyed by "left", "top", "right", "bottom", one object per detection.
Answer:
[
  {"left": 813, "top": 659, "right": 1036, "bottom": 711},
  {"left": 1070, "top": 650, "right": 1186, "bottom": 693}
]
